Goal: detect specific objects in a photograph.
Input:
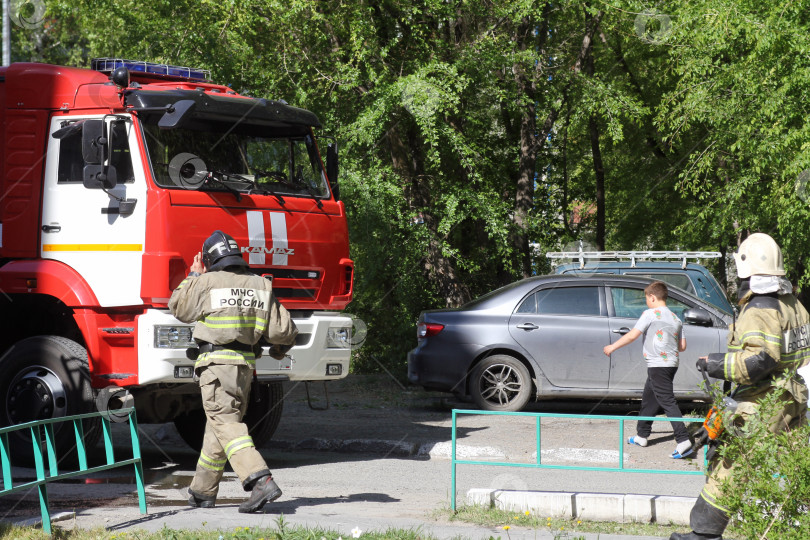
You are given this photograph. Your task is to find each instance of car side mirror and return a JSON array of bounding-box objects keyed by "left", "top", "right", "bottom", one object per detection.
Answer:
[{"left": 683, "top": 307, "right": 713, "bottom": 327}]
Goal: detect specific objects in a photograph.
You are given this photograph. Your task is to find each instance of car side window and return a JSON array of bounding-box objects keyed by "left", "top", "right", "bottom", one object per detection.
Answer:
[
  {"left": 611, "top": 288, "right": 647, "bottom": 319},
  {"left": 610, "top": 287, "right": 692, "bottom": 320},
  {"left": 630, "top": 273, "right": 695, "bottom": 294},
  {"left": 518, "top": 287, "right": 601, "bottom": 316}
]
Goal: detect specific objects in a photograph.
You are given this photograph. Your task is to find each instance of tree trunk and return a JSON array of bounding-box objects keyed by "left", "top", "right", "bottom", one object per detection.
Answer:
[
  {"left": 584, "top": 9, "right": 605, "bottom": 250},
  {"left": 388, "top": 123, "right": 470, "bottom": 307}
]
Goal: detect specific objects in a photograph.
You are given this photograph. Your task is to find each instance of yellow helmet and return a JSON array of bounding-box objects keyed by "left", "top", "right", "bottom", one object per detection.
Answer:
[{"left": 734, "top": 233, "right": 785, "bottom": 279}]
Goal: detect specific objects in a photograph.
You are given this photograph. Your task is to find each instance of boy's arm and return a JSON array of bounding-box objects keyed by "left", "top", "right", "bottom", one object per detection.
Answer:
[{"left": 603, "top": 328, "right": 642, "bottom": 356}]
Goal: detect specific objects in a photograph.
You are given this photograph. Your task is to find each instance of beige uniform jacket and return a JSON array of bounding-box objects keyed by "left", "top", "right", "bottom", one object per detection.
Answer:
[
  {"left": 168, "top": 268, "right": 298, "bottom": 369},
  {"left": 705, "top": 292, "right": 810, "bottom": 404}
]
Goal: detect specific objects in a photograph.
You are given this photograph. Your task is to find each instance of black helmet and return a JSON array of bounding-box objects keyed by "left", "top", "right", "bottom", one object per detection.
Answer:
[{"left": 202, "top": 230, "right": 248, "bottom": 271}]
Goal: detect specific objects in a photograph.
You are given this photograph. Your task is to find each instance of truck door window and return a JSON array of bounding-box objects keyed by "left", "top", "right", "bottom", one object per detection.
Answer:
[
  {"left": 57, "top": 126, "right": 84, "bottom": 183},
  {"left": 57, "top": 120, "right": 134, "bottom": 184}
]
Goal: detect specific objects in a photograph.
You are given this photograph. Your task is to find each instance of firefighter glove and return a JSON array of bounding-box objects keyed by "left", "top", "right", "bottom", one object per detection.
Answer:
[{"left": 268, "top": 343, "right": 292, "bottom": 360}]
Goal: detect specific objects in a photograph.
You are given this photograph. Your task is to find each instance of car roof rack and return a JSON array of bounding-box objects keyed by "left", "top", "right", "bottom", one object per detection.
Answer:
[{"left": 545, "top": 250, "right": 722, "bottom": 270}]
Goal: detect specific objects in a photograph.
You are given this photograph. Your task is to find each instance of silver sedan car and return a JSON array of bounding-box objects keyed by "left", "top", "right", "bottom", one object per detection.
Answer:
[{"left": 407, "top": 274, "right": 730, "bottom": 411}]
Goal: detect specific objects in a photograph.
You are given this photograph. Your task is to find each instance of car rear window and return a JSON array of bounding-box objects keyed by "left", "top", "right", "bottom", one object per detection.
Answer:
[{"left": 518, "top": 287, "right": 601, "bottom": 316}]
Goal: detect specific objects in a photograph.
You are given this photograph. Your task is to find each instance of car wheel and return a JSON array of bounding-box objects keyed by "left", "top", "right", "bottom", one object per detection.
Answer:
[
  {"left": 0, "top": 336, "right": 101, "bottom": 466},
  {"left": 470, "top": 355, "right": 533, "bottom": 412}
]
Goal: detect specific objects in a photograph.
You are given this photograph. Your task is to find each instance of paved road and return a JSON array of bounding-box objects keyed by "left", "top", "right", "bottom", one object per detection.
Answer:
[{"left": 1, "top": 375, "right": 706, "bottom": 539}]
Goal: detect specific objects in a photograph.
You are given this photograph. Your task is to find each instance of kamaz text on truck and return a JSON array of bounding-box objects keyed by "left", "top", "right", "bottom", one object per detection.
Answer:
[{"left": 0, "top": 58, "right": 354, "bottom": 456}]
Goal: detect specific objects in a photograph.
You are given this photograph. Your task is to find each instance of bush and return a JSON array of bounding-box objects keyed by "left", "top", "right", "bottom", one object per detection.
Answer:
[{"left": 714, "top": 389, "right": 810, "bottom": 539}]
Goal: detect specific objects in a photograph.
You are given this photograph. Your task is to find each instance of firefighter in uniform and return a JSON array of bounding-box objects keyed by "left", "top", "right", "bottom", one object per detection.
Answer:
[
  {"left": 169, "top": 230, "right": 298, "bottom": 513},
  {"left": 670, "top": 233, "right": 810, "bottom": 540}
]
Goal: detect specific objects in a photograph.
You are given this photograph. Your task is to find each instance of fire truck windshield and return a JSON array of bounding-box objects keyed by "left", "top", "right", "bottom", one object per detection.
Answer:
[{"left": 141, "top": 120, "right": 330, "bottom": 199}]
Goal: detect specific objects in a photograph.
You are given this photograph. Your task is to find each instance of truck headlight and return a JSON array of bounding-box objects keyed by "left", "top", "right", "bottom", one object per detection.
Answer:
[
  {"left": 154, "top": 325, "right": 195, "bottom": 349},
  {"left": 326, "top": 326, "right": 352, "bottom": 349}
]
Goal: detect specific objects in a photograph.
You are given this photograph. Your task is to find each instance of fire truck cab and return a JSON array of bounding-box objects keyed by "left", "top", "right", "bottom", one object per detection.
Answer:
[{"left": 0, "top": 59, "right": 354, "bottom": 455}]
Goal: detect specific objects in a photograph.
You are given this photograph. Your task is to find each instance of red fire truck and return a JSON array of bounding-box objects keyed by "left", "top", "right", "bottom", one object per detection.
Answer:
[{"left": 0, "top": 59, "right": 354, "bottom": 456}]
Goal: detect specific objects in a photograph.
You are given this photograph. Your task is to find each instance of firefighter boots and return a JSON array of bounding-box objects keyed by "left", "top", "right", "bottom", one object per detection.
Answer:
[
  {"left": 238, "top": 475, "right": 282, "bottom": 513},
  {"left": 669, "top": 532, "right": 721, "bottom": 540},
  {"left": 188, "top": 489, "right": 216, "bottom": 509}
]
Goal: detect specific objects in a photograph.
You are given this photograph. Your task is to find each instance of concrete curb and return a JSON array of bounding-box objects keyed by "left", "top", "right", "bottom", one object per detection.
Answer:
[{"left": 467, "top": 489, "right": 696, "bottom": 525}]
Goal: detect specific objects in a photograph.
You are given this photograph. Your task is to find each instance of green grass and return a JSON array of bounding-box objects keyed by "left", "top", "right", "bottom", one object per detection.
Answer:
[
  {"left": 441, "top": 504, "right": 744, "bottom": 539},
  {"left": 1, "top": 519, "right": 434, "bottom": 540}
]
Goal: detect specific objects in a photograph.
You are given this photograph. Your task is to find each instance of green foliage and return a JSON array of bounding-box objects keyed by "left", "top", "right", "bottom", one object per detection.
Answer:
[
  {"left": 11, "top": 1, "right": 810, "bottom": 375},
  {"left": 713, "top": 390, "right": 810, "bottom": 539}
]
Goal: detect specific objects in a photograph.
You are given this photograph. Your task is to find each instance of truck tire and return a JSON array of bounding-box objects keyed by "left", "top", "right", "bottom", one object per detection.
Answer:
[
  {"left": 470, "top": 355, "right": 533, "bottom": 412},
  {"left": 173, "top": 381, "right": 284, "bottom": 451},
  {"left": 0, "top": 336, "right": 100, "bottom": 465}
]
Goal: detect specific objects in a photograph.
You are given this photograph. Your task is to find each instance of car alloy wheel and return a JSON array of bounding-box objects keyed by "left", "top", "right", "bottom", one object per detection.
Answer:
[{"left": 470, "top": 354, "right": 532, "bottom": 412}]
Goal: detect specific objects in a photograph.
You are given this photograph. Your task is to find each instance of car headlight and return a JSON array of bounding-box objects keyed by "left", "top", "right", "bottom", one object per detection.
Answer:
[
  {"left": 326, "top": 326, "right": 352, "bottom": 349},
  {"left": 154, "top": 325, "right": 195, "bottom": 349}
]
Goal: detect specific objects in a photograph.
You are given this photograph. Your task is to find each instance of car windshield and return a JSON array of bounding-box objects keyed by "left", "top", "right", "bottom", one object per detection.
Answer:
[{"left": 140, "top": 119, "right": 329, "bottom": 199}]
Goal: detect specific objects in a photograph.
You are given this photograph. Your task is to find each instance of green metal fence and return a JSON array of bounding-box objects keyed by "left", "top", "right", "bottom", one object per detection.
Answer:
[
  {"left": 450, "top": 408, "right": 707, "bottom": 511},
  {"left": 0, "top": 407, "right": 147, "bottom": 534}
]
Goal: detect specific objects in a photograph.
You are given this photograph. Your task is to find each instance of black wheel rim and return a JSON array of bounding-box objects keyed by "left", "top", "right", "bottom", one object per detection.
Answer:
[{"left": 6, "top": 366, "right": 68, "bottom": 424}]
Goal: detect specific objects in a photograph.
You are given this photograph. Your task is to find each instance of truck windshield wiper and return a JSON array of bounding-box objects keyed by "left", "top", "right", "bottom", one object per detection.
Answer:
[
  {"left": 292, "top": 166, "right": 324, "bottom": 209},
  {"left": 203, "top": 171, "right": 243, "bottom": 201}
]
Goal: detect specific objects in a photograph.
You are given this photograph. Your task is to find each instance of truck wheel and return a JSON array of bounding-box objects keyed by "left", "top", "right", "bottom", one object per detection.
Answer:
[
  {"left": 0, "top": 336, "right": 100, "bottom": 465},
  {"left": 470, "top": 355, "right": 533, "bottom": 412},
  {"left": 173, "top": 382, "right": 284, "bottom": 451}
]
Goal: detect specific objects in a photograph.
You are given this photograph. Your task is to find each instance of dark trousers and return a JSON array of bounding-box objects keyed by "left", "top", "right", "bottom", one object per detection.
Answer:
[{"left": 636, "top": 366, "right": 689, "bottom": 443}]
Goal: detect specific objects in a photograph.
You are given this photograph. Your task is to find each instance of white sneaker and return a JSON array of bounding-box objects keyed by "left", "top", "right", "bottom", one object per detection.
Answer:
[
  {"left": 627, "top": 436, "right": 648, "bottom": 447},
  {"left": 672, "top": 440, "right": 694, "bottom": 459}
]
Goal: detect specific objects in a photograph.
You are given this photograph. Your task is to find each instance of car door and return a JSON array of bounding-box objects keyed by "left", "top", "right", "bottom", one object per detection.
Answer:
[
  {"left": 508, "top": 284, "right": 611, "bottom": 388},
  {"left": 606, "top": 284, "right": 725, "bottom": 396}
]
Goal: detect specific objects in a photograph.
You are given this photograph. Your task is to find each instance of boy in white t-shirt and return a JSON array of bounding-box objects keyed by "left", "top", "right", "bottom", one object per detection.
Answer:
[{"left": 603, "top": 281, "right": 692, "bottom": 458}]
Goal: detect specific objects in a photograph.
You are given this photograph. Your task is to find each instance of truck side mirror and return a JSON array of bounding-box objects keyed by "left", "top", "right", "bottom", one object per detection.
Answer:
[
  {"left": 683, "top": 307, "right": 713, "bottom": 327},
  {"left": 326, "top": 141, "right": 339, "bottom": 200},
  {"left": 83, "top": 164, "right": 117, "bottom": 190},
  {"left": 159, "top": 100, "right": 196, "bottom": 129},
  {"left": 82, "top": 120, "right": 106, "bottom": 165}
]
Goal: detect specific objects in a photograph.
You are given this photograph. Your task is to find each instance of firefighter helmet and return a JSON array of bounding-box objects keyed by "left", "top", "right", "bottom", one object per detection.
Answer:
[
  {"left": 202, "top": 230, "right": 248, "bottom": 271},
  {"left": 734, "top": 233, "right": 785, "bottom": 279}
]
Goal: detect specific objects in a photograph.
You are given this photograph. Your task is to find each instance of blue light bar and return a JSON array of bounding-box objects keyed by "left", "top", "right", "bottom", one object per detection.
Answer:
[{"left": 91, "top": 58, "right": 211, "bottom": 82}]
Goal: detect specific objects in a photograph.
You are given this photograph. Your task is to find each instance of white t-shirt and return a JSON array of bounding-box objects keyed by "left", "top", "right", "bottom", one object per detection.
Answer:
[{"left": 633, "top": 306, "right": 682, "bottom": 368}]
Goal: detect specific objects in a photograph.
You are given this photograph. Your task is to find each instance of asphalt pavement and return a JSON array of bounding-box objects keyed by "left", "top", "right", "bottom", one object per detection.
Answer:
[{"left": 0, "top": 375, "right": 708, "bottom": 539}]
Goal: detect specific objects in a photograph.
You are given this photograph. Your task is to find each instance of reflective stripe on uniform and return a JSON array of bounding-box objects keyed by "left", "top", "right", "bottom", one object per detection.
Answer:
[
  {"left": 225, "top": 435, "right": 255, "bottom": 459},
  {"left": 201, "top": 315, "right": 269, "bottom": 332},
  {"left": 782, "top": 348, "right": 810, "bottom": 364},
  {"left": 174, "top": 277, "right": 193, "bottom": 291},
  {"left": 740, "top": 330, "right": 781, "bottom": 346},
  {"left": 700, "top": 488, "right": 730, "bottom": 513},
  {"left": 724, "top": 353, "right": 736, "bottom": 380},
  {"left": 197, "top": 452, "right": 226, "bottom": 472},
  {"left": 194, "top": 350, "right": 256, "bottom": 368}
]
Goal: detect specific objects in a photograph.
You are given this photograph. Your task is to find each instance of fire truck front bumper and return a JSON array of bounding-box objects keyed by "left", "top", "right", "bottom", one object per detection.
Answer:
[{"left": 137, "top": 309, "right": 354, "bottom": 386}]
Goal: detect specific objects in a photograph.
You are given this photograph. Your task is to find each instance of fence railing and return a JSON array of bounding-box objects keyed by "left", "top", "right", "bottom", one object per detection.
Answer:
[
  {"left": 451, "top": 409, "right": 707, "bottom": 511},
  {"left": 0, "top": 408, "right": 147, "bottom": 534}
]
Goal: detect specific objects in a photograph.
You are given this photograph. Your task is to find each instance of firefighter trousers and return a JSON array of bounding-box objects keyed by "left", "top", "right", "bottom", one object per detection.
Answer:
[
  {"left": 697, "top": 395, "right": 807, "bottom": 521},
  {"left": 189, "top": 364, "right": 271, "bottom": 499}
]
